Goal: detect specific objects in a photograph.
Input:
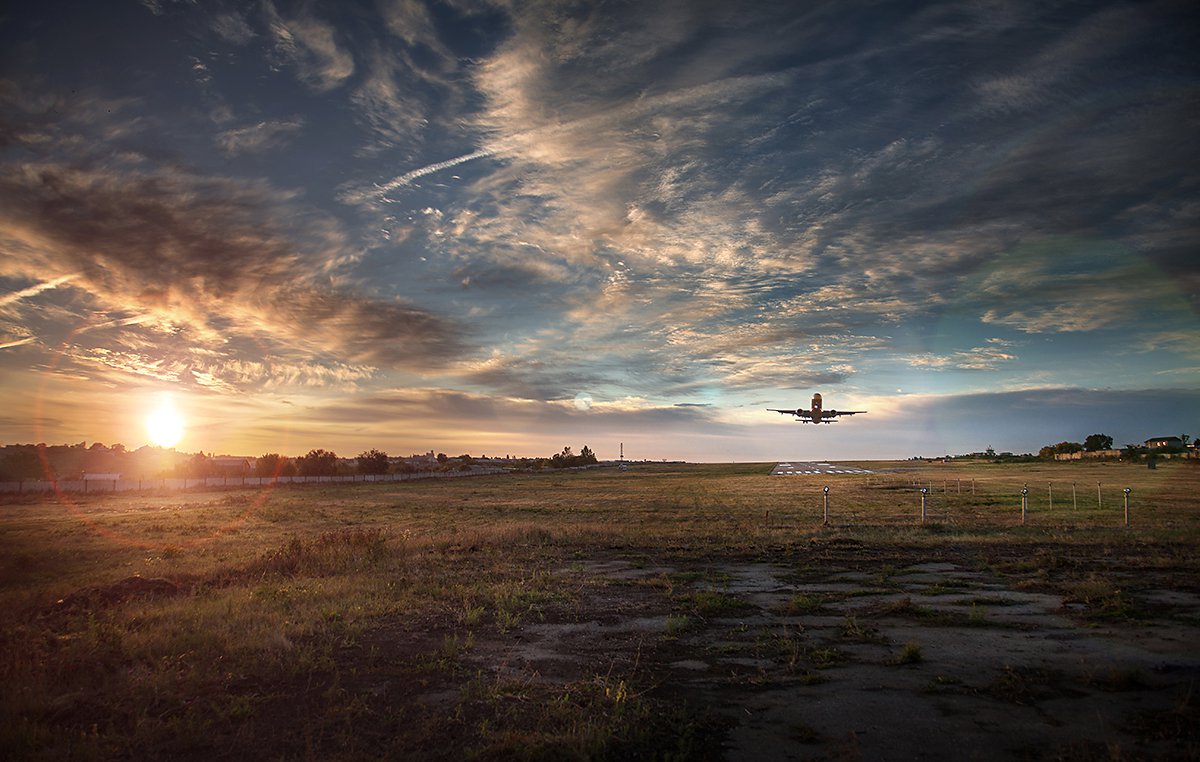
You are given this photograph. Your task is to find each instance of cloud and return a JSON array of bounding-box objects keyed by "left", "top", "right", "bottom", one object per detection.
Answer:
[
  {"left": 264, "top": 1, "right": 355, "bottom": 92},
  {"left": 908, "top": 339, "right": 1018, "bottom": 371},
  {"left": 972, "top": 5, "right": 1142, "bottom": 114},
  {"left": 4, "top": 0, "right": 1198, "bottom": 455},
  {"left": 871, "top": 387, "right": 1200, "bottom": 454},
  {"left": 378, "top": 148, "right": 494, "bottom": 193},
  {"left": 211, "top": 11, "right": 257, "bottom": 45},
  {"left": 970, "top": 240, "right": 1179, "bottom": 334},
  {"left": 216, "top": 118, "right": 304, "bottom": 155},
  {"left": 302, "top": 386, "right": 723, "bottom": 431},
  {"left": 0, "top": 99, "right": 470, "bottom": 392},
  {"left": 0, "top": 275, "right": 75, "bottom": 307},
  {"left": 338, "top": 0, "right": 1200, "bottom": 416}
]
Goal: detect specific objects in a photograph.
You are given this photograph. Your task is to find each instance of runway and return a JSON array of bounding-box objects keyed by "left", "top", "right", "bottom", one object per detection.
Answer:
[{"left": 770, "top": 461, "right": 874, "bottom": 475}]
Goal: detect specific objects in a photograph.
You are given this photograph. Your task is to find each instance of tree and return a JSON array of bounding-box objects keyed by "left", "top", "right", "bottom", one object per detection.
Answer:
[
  {"left": 296, "top": 449, "right": 338, "bottom": 476},
  {"left": 1083, "top": 434, "right": 1113, "bottom": 452},
  {"left": 550, "top": 446, "right": 574, "bottom": 468},
  {"left": 436, "top": 452, "right": 448, "bottom": 464},
  {"left": 0, "top": 447, "right": 50, "bottom": 481},
  {"left": 255, "top": 453, "right": 287, "bottom": 478},
  {"left": 1039, "top": 441, "right": 1082, "bottom": 459},
  {"left": 181, "top": 452, "right": 213, "bottom": 478},
  {"left": 547, "top": 445, "right": 597, "bottom": 469},
  {"left": 357, "top": 449, "right": 390, "bottom": 475}
]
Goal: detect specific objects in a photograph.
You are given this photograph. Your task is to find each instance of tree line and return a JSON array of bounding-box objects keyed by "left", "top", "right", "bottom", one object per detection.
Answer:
[
  {"left": 1037, "top": 433, "right": 1114, "bottom": 459},
  {"left": 240, "top": 445, "right": 599, "bottom": 478},
  {"left": 0, "top": 441, "right": 601, "bottom": 481},
  {"left": 1038, "top": 433, "right": 1195, "bottom": 460}
]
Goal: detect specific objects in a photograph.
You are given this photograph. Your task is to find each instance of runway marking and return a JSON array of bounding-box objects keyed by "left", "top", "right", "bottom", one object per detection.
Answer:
[{"left": 770, "top": 461, "right": 873, "bottom": 476}]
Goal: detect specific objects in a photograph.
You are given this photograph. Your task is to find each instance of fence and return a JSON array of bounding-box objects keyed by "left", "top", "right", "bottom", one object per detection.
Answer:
[
  {"left": 0, "top": 467, "right": 511, "bottom": 495},
  {"left": 795, "top": 475, "right": 1148, "bottom": 529}
]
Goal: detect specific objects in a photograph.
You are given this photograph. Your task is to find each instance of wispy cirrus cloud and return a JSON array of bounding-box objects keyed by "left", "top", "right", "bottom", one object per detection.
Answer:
[
  {"left": 264, "top": 1, "right": 355, "bottom": 92},
  {"left": 0, "top": 93, "right": 470, "bottom": 393},
  {"left": 210, "top": 10, "right": 256, "bottom": 45},
  {"left": 216, "top": 118, "right": 304, "bottom": 155},
  {"left": 0, "top": 275, "right": 76, "bottom": 307},
  {"left": 909, "top": 339, "right": 1018, "bottom": 371}
]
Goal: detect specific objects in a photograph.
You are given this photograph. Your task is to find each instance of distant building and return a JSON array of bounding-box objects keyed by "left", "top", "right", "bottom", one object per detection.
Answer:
[
  {"left": 1144, "top": 436, "right": 1183, "bottom": 450},
  {"left": 209, "top": 457, "right": 253, "bottom": 475},
  {"left": 404, "top": 451, "right": 438, "bottom": 466}
]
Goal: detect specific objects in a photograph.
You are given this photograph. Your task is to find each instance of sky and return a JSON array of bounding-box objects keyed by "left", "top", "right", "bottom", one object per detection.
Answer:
[{"left": 1, "top": 0, "right": 1197, "bottom": 462}]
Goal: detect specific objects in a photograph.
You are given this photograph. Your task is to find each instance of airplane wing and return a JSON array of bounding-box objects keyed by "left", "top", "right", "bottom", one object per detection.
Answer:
[
  {"left": 828, "top": 410, "right": 867, "bottom": 417},
  {"left": 767, "top": 408, "right": 815, "bottom": 420}
]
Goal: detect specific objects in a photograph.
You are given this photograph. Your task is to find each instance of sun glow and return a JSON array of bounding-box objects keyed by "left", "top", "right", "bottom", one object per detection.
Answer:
[{"left": 145, "top": 394, "right": 185, "bottom": 448}]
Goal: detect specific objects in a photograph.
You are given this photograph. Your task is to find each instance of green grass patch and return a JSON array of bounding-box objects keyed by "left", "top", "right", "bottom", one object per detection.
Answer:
[{"left": 682, "top": 590, "right": 755, "bottom": 617}]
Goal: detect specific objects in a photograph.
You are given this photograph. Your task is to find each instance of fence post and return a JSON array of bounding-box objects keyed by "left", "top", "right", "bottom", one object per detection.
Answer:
[
  {"left": 822, "top": 485, "right": 829, "bottom": 526},
  {"left": 1097, "top": 482, "right": 1102, "bottom": 509},
  {"left": 1072, "top": 482, "right": 1077, "bottom": 511},
  {"left": 1123, "top": 488, "right": 1131, "bottom": 528},
  {"left": 1021, "top": 485, "right": 1028, "bottom": 525},
  {"left": 1048, "top": 482, "right": 1053, "bottom": 511},
  {"left": 920, "top": 487, "right": 928, "bottom": 523}
]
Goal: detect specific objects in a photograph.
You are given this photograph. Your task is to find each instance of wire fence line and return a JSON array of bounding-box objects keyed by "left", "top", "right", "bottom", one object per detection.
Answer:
[
  {"left": 797, "top": 474, "right": 1147, "bottom": 529},
  {"left": 0, "top": 467, "right": 512, "bottom": 495}
]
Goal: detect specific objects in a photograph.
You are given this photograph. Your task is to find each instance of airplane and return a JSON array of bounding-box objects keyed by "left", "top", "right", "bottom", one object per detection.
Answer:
[{"left": 768, "top": 393, "right": 866, "bottom": 424}]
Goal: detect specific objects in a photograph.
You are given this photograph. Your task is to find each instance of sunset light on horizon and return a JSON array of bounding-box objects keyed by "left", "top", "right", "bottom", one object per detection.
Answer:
[{"left": 1, "top": 0, "right": 1197, "bottom": 462}]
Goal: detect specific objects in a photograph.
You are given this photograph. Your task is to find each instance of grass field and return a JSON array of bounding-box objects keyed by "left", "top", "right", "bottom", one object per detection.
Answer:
[{"left": 2, "top": 460, "right": 1198, "bottom": 760}]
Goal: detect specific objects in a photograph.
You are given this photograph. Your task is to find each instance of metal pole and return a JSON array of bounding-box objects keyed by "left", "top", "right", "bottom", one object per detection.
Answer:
[
  {"left": 1123, "top": 488, "right": 1131, "bottom": 528},
  {"left": 1021, "top": 485, "right": 1028, "bottom": 525},
  {"left": 823, "top": 485, "right": 829, "bottom": 526},
  {"left": 1072, "top": 482, "right": 1077, "bottom": 511},
  {"left": 1097, "top": 482, "right": 1102, "bottom": 509},
  {"left": 920, "top": 488, "right": 928, "bottom": 523},
  {"left": 1048, "top": 482, "right": 1053, "bottom": 511}
]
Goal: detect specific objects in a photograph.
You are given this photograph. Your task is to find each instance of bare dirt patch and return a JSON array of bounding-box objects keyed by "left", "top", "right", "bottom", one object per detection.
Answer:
[{"left": 345, "top": 543, "right": 1200, "bottom": 761}]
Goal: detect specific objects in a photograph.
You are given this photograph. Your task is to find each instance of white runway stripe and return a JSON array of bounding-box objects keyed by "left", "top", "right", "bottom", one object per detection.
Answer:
[{"left": 769, "top": 461, "right": 873, "bottom": 475}]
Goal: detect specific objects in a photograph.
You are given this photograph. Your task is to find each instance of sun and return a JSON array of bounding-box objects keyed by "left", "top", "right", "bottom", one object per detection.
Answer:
[{"left": 145, "top": 394, "right": 185, "bottom": 448}]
